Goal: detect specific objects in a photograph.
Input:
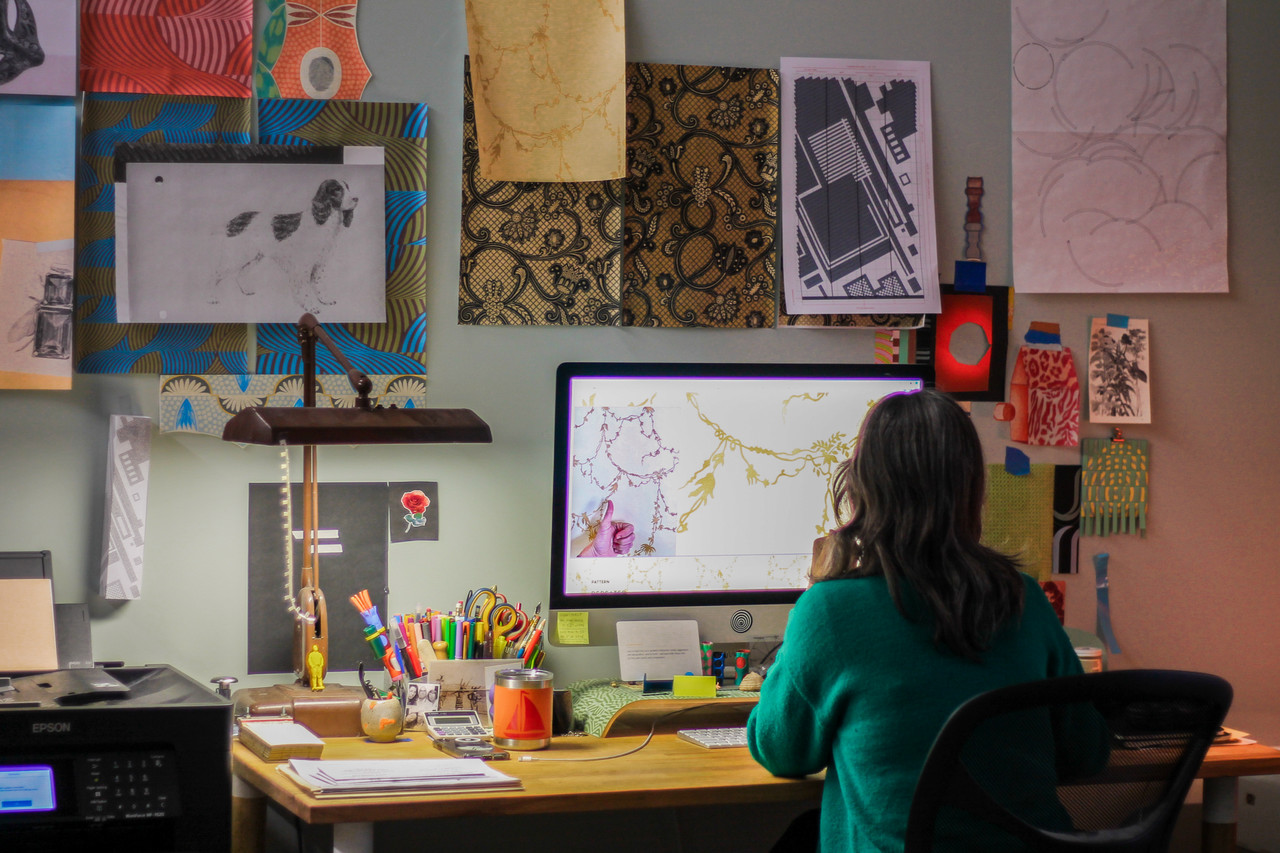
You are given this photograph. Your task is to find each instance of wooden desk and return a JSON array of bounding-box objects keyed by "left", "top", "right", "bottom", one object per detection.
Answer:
[
  {"left": 231, "top": 735, "right": 1280, "bottom": 853},
  {"left": 1197, "top": 742, "right": 1280, "bottom": 853},
  {"left": 231, "top": 732, "right": 822, "bottom": 853}
]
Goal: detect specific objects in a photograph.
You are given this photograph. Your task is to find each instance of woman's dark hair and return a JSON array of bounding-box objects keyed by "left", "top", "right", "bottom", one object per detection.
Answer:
[{"left": 813, "top": 388, "right": 1024, "bottom": 660}]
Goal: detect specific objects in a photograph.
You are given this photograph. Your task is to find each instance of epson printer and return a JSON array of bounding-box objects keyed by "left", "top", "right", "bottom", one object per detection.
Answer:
[{"left": 0, "top": 665, "right": 231, "bottom": 853}]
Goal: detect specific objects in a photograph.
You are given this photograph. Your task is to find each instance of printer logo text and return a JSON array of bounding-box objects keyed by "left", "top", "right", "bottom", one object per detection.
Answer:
[{"left": 32, "top": 722, "right": 72, "bottom": 734}]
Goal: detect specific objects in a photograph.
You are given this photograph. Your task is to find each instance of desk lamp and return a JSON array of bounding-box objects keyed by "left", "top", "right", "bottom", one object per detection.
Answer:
[{"left": 223, "top": 313, "right": 491, "bottom": 683}]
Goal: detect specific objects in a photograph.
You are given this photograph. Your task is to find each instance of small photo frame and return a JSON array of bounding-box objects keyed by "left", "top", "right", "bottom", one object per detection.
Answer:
[{"left": 402, "top": 678, "right": 442, "bottom": 732}]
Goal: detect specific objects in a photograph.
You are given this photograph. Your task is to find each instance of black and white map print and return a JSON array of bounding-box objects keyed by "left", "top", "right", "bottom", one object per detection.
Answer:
[{"left": 781, "top": 58, "right": 939, "bottom": 315}]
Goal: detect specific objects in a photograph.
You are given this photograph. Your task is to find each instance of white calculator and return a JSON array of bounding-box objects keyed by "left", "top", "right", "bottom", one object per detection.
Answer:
[
  {"left": 421, "top": 710, "right": 491, "bottom": 740},
  {"left": 676, "top": 726, "right": 749, "bottom": 749}
]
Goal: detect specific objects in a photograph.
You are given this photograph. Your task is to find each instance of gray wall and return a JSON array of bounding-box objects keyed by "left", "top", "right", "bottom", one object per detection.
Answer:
[{"left": 2, "top": 0, "right": 1277, "bottom": 766}]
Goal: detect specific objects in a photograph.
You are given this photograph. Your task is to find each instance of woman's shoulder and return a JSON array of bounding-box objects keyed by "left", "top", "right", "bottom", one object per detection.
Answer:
[
  {"left": 1017, "top": 571, "right": 1060, "bottom": 605},
  {"left": 1017, "top": 571, "right": 1044, "bottom": 593},
  {"left": 800, "top": 573, "right": 888, "bottom": 611}
]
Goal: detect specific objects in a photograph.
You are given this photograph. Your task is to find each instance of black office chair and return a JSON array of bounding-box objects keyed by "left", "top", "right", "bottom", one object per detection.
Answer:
[{"left": 904, "top": 669, "right": 1232, "bottom": 853}]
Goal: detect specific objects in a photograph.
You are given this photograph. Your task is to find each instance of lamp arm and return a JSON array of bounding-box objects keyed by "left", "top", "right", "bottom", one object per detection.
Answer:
[{"left": 298, "top": 313, "right": 374, "bottom": 410}]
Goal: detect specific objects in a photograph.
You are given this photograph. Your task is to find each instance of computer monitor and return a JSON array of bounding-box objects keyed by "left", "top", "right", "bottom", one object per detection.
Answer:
[{"left": 548, "top": 362, "right": 933, "bottom": 647}]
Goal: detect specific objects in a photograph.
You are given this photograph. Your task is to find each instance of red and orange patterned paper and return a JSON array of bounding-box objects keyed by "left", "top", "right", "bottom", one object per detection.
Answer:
[
  {"left": 80, "top": 0, "right": 254, "bottom": 97},
  {"left": 272, "top": 0, "right": 371, "bottom": 99}
]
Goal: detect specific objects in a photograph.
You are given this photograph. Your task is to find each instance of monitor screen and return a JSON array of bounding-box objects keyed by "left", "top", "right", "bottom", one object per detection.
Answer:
[{"left": 548, "top": 362, "right": 932, "bottom": 646}]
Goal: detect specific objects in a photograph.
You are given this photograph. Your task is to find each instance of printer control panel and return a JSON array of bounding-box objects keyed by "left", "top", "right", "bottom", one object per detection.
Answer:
[{"left": 78, "top": 750, "right": 181, "bottom": 821}]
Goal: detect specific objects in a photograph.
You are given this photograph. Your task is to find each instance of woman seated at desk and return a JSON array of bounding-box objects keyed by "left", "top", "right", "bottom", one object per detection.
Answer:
[{"left": 747, "top": 389, "right": 1086, "bottom": 852}]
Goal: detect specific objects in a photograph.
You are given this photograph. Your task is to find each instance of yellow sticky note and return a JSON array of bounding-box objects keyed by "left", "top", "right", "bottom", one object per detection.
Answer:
[
  {"left": 556, "top": 612, "right": 590, "bottom": 645},
  {"left": 672, "top": 675, "right": 717, "bottom": 698}
]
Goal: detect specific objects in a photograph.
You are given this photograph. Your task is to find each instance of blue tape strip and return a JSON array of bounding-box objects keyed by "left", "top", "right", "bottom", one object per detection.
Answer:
[
  {"left": 1106, "top": 313, "right": 1129, "bottom": 329},
  {"left": 1093, "top": 552, "right": 1121, "bottom": 654},
  {"left": 1004, "top": 446, "right": 1030, "bottom": 476},
  {"left": 953, "top": 260, "right": 987, "bottom": 293},
  {"left": 1025, "top": 329, "right": 1062, "bottom": 345}
]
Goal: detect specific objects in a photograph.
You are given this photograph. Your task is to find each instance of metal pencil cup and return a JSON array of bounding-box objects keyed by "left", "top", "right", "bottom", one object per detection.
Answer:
[{"left": 491, "top": 668, "right": 554, "bottom": 750}]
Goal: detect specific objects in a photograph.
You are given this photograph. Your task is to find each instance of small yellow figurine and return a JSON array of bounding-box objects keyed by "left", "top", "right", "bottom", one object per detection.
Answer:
[{"left": 307, "top": 644, "right": 325, "bottom": 691}]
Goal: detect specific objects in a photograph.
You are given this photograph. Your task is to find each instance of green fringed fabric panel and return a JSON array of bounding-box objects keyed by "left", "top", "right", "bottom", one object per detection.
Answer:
[{"left": 1080, "top": 438, "right": 1149, "bottom": 537}]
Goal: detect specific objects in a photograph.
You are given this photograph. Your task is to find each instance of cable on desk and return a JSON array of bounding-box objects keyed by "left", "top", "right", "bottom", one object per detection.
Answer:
[
  {"left": 516, "top": 701, "right": 756, "bottom": 762},
  {"left": 754, "top": 640, "right": 783, "bottom": 671}
]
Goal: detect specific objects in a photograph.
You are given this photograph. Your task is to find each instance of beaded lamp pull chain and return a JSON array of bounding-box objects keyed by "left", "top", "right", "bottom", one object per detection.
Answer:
[{"left": 279, "top": 440, "right": 317, "bottom": 624}]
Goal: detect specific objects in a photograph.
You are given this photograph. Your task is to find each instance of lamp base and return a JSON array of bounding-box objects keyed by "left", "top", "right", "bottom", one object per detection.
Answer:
[{"left": 231, "top": 682, "right": 366, "bottom": 737}]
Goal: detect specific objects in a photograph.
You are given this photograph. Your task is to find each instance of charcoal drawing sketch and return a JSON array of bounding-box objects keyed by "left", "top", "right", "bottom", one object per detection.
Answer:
[
  {"left": 7, "top": 265, "right": 72, "bottom": 359},
  {"left": 1011, "top": 0, "right": 1227, "bottom": 293},
  {"left": 0, "top": 0, "right": 45, "bottom": 84},
  {"left": 212, "top": 177, "right": 359, "bottom": 313},
  {"left": 0, "top": 239, "right": 73, "bottom": 388},
  {"left": 119, "top": 160, "right": 385, "bottom": 324},
  {"left": 0, "top": 0, "right": 76, "bottom": 96}
]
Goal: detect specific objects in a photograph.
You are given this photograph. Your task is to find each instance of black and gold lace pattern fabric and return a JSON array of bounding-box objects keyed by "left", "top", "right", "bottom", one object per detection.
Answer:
[
  {"left": 459, "top": 58, "right": 625, "bottom": 326},
  {"left": 621, "top": 62, "right": 779, "bottom": 328},
  {"left": 459, "top": 60, "right": 781, "bottom": 329}
]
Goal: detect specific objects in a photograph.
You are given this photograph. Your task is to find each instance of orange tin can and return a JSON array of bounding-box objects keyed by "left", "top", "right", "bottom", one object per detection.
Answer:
[{"left": 491, "top": 668, "right": 554, "bottom": 750}]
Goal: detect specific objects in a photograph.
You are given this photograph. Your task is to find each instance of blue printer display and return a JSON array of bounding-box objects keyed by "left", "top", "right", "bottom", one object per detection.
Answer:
[{"left": 0, "top": 664, "right": 230, "bottom": 853}]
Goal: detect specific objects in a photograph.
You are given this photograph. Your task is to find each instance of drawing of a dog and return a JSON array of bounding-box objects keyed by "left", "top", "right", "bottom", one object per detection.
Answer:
[{"left": 210, "top": 178, "right": 359, "bottom": 313}]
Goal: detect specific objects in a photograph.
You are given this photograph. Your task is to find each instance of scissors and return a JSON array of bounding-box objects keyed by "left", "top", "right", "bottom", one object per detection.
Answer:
[
  {"left": 488, "top": 603, "right": 525, "bottom": 658},
  {"left": 467, "top": 587, "right": 505, "bottom": 643}
]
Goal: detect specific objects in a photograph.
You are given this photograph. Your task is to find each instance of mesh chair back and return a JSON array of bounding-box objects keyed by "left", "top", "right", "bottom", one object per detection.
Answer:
[{"left": 904, "top": 670, "right": 1232, "bottom": 853}]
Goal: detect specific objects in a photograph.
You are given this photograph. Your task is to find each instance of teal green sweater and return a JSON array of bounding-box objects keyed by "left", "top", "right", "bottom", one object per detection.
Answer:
[{"left": 747, "top": 572, "right": 1083, "bottom": 852}]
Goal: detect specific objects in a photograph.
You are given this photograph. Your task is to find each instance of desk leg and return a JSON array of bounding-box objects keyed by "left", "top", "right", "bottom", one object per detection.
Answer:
[
  {"left": 333, "top": 822, "right": 374, "bottom": 853},
  {"left": 1202, "top": 777, "right": 1238, "bottom": 853},
  {"left": 231, "top": 775, "right": 266, "bottom": 853}
]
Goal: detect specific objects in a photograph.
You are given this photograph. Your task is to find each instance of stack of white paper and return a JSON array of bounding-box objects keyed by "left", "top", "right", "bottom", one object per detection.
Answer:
[
  {"left": 238, "top": 719, "right": 325, "bottom": 762},
  {"left": 281, "top": 759, "right": 521, "bottom": 797}
]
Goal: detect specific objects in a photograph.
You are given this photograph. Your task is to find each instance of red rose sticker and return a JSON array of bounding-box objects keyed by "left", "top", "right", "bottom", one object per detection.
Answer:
[{"left": 401, "top": 490, "right": 429, "bottom": 515}]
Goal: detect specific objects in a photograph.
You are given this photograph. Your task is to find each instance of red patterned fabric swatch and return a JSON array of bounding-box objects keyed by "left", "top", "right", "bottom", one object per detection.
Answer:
[
  {"left": 81, "top": 0, "right": 254, "bottom": 97},
  {"left": 1011, "top": 346, "right": 1080, "bottom": 447}
]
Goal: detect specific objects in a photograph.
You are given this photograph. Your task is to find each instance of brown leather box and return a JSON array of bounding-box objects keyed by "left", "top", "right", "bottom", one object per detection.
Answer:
[{"left": 232, "top": 682, "right": 364, "bottom": 737}]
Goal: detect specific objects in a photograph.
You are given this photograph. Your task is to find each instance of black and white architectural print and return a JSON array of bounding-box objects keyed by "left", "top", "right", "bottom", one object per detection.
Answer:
[
  {"left": 99, "top": 415, "right": 151, "bottom": 600},
  {"left": 117, "top": 157, "right": 386, "bottom": 324},
  {"left": 781, "top": 57, "right": 939, "bottom": 315}
]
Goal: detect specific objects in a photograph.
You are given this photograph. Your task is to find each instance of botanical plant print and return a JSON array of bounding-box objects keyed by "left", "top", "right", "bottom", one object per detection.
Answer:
[{"left": 1088, "top": 317, "right": 1150, "bottom": 424}]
